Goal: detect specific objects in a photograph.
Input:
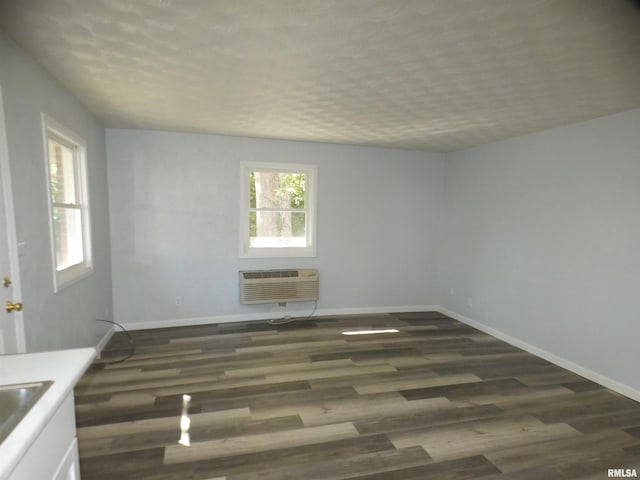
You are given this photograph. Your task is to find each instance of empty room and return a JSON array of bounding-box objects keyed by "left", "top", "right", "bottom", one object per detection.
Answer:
[{"left": 1, "top": 1, "right": 640, "bottom": 479}]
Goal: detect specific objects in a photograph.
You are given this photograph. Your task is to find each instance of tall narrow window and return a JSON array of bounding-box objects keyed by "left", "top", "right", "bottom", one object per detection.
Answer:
[
  {"left": 240, "top": 162, "right": 317, "bottom": 258},
  {"left": 43, "top": 115, "right": 92, "bottom": 291}
]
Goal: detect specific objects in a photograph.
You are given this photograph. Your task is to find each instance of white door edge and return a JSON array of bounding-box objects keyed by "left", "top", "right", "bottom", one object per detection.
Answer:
[{"left": 0, "top": 84, "right": 27, "bottom": 353}]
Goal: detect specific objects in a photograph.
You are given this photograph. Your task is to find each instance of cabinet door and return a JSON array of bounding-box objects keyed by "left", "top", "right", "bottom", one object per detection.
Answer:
[
  {"left": 52, "top": 438, "right": 80, "bottom": 480},
  {"left": 8, "top": 393, "right": 78, "bottom": 480}
]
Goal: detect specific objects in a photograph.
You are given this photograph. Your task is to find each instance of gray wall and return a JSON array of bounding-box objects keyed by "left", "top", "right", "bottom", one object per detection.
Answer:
[
  {"left": 0, "top": 32, "right": 112, "bottom": 351},
  {"left": 438, "top": 108, "right": 640, "bottom": 394},
  {"left": 107, "top": 129, "right": 445, "bottom": 326}
]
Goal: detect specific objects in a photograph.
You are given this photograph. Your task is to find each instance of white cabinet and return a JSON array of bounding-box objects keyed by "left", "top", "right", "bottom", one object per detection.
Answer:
[
  {"left": 52, "top": 438, "right": 81, "bottom": 480},
  {"left": 0, "top": 348, "right": 94, "bottom": 480},
  {"left": 8, "top": 393, "right": 81, "bottom": 480}
]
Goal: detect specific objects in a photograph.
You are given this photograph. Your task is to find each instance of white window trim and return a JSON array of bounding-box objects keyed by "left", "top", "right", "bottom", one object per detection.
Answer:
[
  {"left": 42, "top": 114, "right": 93, "bottom": 292},
  {"left": 240, "top": 161, "right": 317, "bottom": 258}
]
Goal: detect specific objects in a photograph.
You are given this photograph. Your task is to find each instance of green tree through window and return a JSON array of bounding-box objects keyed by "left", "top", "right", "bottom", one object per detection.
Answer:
[
  {"left": 249, "top": 171, "right": 306, "bottom": 241},
  {"left": 241, "top": 162, "right": 317, "bottom": 258}
]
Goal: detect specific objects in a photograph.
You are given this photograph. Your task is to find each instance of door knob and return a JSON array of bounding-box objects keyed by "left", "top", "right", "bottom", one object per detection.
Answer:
[{"left": 5, "top": 301, "right": 22, "bottom": 312}]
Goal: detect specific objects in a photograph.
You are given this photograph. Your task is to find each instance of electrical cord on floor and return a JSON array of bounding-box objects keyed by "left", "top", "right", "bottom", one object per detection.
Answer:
[
  {"left": 268, "top": 300, "right": 318, "bottom": 326},
  {"left": 96, "top": 318, "right": 135, "bottom": 364}
]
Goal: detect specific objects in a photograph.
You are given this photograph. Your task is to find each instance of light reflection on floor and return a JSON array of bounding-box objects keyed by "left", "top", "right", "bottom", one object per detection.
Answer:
[
  {"left": 341, "top": 329, "right": 399, "bottom": 336},
  {"left": 178, "top": 394, "right": 192, "bottom": 446}
]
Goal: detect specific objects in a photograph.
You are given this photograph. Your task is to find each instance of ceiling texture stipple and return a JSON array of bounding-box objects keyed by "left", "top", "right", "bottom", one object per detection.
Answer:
[{"left": 1, "top": 0, "right": 639, "bottom": 152}]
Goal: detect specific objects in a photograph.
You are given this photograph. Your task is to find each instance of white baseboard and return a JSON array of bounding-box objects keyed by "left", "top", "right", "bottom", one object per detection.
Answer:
[
  {"left": 94, "top": 325, "right": 115, "bottom": 358},
  {"left": 121, "top": 305, "right": 439, "bottom": 331},
  {"left": 437, "top": 306, "right": 640, "bottom": 404}
]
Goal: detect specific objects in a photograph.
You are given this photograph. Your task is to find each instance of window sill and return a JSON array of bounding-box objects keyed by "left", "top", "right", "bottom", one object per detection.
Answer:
[
  {"left": 53, "top": 263, "right": 93, "bottom": 292},
  {"left": 240, "top": 246, "right": 317, "bottom": 259}
]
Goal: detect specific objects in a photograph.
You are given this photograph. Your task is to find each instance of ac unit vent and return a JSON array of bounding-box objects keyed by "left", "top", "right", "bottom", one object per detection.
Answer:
[
  {"left": 242, "top": 270, "right": 300, "bottom": 280},
  {"left": 239, "top": 269, "right": 319, "bottom": 305}
]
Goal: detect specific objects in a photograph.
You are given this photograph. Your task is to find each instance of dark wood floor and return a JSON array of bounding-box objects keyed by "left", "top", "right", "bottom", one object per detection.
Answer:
[{"left": 74, "top": 312, "right": 640, "bottom": 479}]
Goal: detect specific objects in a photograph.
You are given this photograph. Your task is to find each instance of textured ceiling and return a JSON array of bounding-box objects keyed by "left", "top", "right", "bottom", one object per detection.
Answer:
[{"left": 1, "top": 0, "right": 639, "bottom": 152}]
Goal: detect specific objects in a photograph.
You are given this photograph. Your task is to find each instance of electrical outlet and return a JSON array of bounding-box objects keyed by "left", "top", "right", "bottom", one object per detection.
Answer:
[
  {"left": 175, "top": 296, "right": 182, "bottom": 306},
  {"left": 449, "top": 288, "right": 455, "bottom": 296},
  {"left": 467, "top": 297, "right": 473, "bottom": 308},
  {"left": 353, "top": 287, "right": 360, "bottom": 297}
]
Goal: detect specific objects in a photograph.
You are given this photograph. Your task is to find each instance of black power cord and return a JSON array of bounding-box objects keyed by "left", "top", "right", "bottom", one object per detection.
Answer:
[{"left": 96, "top": 318, "right": 135, "bottom": 364}]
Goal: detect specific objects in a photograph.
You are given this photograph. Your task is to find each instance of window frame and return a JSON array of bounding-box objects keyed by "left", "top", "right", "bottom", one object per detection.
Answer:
[
  {"left": 42, "top": 114, "right": 93, "bottom": 292},
  {"left": 240, "top": 161, "right": 317, "bottom": 258}
]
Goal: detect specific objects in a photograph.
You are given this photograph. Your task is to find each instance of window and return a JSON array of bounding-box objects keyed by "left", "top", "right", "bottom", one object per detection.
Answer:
[
  {"left": 240, "top": 162, "right": 317, "bottom": 258},
  {"left": 43, "top": 115, "right": 92, "bottom": 291}
]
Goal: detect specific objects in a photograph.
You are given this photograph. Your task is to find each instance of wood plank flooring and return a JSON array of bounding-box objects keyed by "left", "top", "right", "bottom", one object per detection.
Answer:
[{"left": 75, "top": 312, "right": 640, "bottom": 479}]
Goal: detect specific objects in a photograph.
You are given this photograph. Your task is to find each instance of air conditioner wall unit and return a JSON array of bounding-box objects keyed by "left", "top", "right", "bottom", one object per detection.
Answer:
[{"left": 239, "top": 269, "right": 319, "bottom": 305}]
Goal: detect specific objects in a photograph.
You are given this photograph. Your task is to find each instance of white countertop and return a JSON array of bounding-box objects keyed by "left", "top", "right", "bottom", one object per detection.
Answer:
[{"left": 0, "top": 348, "right": 96, "bottom": 480}]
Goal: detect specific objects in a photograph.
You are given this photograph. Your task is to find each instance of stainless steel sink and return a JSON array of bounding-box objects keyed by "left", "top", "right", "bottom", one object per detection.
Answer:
[{"left": 0, "top": 381, "right": 53, "bottom": 443}]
